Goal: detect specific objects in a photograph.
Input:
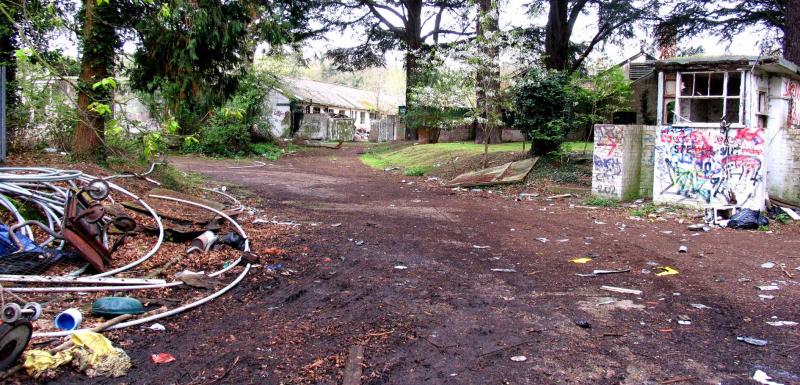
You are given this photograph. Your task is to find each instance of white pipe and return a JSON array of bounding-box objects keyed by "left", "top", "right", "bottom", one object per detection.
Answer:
[
  {"left": 7, "top": 282, "right": 182, "bottom": 293},
  {"left": 88, "top": 179, "right": 165, "bottom": 277},
  {"left": 149, "top": 194, "right": 250, "bottom": 252},
  {"left": 227, "top": 161, "right": 266, "bottom": 169},
  {"left": 32, "top": 263, "right": 251, "bottom": 338},
  {"left": 0, "top": 275, "right": 167, "bottom": 285}
]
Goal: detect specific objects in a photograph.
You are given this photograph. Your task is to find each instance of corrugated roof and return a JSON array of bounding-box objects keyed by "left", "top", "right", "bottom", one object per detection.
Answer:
[
  {"left": 655, "top": 55, "right": 800, "bottom": 79},
  {"left": 279, "top": 78, "right": 401, "bottom": 113}
]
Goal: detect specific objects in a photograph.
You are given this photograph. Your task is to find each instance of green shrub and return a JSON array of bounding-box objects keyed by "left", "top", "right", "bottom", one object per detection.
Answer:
[
  {"left": 776, "top": 213, "right": 791, "bottom": 224},
  {"left": 404, "top": 166, "right": 427, "bottom": 176},
  {"left": 250, "top": 143, "right": 284, "bottom": 161},
  {"left": 511, "top": 67, "right": 578, "bottom": 155},
  {"left": 630, "top": 203, "right": 657, "bottom": 217},
  {"left": 583, "top": 197, "right": 619, "bottom": 207}
]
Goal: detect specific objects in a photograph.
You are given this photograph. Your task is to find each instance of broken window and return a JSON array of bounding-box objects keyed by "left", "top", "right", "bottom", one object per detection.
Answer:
[{"left": 675, "top": 71, "right": 743, "bottom": 124}]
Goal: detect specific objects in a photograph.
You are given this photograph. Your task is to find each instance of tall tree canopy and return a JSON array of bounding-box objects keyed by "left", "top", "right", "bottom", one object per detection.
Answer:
[
  {"left": 323, "top": 0, "right": 474, "bottom": 117},
  {"left": 529, "top": 0, "right": 660, "bottom": 71},
  {"left": 129, "top": 0, "right": 321, "bottom": 134},
  {"left": 657, "top": 0, "right": 800, "bottom": 63}
]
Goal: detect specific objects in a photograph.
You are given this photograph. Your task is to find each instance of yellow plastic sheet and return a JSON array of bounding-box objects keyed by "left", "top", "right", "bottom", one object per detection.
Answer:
[
  {"left": 656, "top": 266, "right": 680, "bottom": 276},
  {"left": 570, "top": 257, "right": 592, "bottom": 264},
  {"left": 23, "top": 331, "right": 131, "bottom": 379}
]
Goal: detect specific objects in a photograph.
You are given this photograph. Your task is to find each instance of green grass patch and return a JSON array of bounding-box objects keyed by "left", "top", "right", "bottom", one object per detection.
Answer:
[
  {"left": 758, "top": 224, "right": 771, "bottom": 231},
  {"left": 151, "top": 164, "right": 204, "bottom": 192},
  {"left": 583, "top": 197, "right": 619, "bottom": 207},
  {"left": 630, "top": 203, "right": 657, "bottom": 217},
  {"left": 360, "top": 142, "right": 526, "bottom": 171},
  {"left": 404, "top": 166, "right": 428, "bottom": 176},
  {"left": 776, "top": 213, "right": 791, "bottom": 224},
  {"left": 561, "top": 141, "right": 593, "bottom": 154}
]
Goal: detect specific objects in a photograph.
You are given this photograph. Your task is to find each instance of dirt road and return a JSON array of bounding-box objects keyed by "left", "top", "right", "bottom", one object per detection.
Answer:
[{"left": 69, "top": 145, "right": 799, "bottom": 385}]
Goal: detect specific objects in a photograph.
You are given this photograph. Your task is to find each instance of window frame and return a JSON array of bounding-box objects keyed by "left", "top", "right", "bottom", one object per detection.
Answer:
[{"left": 673, "top": 70, "right": 745, "bottom": 127}]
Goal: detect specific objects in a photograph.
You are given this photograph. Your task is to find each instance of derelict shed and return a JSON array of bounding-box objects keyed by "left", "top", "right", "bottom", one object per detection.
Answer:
[{"left": 592, "top": 55, "right": 800, "bottom": 211}]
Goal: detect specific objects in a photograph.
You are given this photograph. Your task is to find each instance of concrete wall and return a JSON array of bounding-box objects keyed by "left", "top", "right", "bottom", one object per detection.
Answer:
[
  {"left": 592, "top": 124, "right": 644, "bottom": 200},
  {"left": 765, "top": 78, "right": 800, "bottom": 202},
  {"left": 653, "top": 126, "right": 766, "bottom": 210},
  {"left": 266, "top": 91, "right": 291, "bottom": 137}
]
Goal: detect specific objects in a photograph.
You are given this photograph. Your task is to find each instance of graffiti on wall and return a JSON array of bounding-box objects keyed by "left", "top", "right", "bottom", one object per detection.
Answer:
[
  {"left": 654, "top": 126, "right": 765, "bottom": 209},
  {"left": 592, "top": 125, "right": 624, "bottom": 196},
  {"left": 785, "top": 79, "right": 800, "bottom": 127}
]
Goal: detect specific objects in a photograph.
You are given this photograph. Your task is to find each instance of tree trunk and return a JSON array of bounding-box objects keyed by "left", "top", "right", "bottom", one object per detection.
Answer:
[
  {"left": 0, "top": 7, "right": 19, "bottom": 112},
  {"left": 475, "top": 0, "right": 502, "bottom": 148},
  {"left": 72, "top": 0, "right": 116, "bottom": 160},
  {"left": 544, "top": 0, "right": 569, "bottom": 71},
  {"left": 785, "top": 0, "right": 800, "bottom": 64},
  {"left": 404, "top": 0, "right": 424, "bottom": 141}
]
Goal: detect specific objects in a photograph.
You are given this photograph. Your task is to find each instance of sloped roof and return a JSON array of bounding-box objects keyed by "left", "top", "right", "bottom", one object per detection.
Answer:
[
  {"left": 279, "top": 78, "right": 401, "bottom": 113},
  {"left": 655, "top": 55, "right": 800, "bottom": 79}
]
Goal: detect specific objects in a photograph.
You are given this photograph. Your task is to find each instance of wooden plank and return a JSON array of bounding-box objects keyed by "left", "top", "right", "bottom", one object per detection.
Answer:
[
  {"left": 601, "top": 285, "right": 642, "bottom": 295},
  {"left": 342, "top": 345, "right": 364, "bottom": 385},
  {"left": 780, "top": 207, "right": 800, "bottom": 220}
]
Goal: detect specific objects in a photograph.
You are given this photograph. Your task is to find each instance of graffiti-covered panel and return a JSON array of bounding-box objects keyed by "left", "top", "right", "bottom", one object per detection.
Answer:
[
  {"left": 592, "top": 125, "right": 625, "bottom": 198},
  {"left": 785, "top": 79, "right": 800, "bottom": 128},
  {"left": 653, "top": 126, "right": 766, "bottom": 209}
]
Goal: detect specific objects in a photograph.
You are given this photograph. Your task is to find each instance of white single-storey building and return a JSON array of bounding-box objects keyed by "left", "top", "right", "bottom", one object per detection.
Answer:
[{"left": 267, "top": 78, "right": 402, "bottom": 141}]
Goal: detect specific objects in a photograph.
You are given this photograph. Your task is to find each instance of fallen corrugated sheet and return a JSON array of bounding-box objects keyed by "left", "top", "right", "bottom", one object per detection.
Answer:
[{"left": 445, "top": 157, "right": 539, "bottom": 187}]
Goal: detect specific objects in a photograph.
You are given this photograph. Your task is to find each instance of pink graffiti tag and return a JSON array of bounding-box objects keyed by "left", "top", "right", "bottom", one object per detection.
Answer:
[{"left": 734, "top": 127, "right": 765, "bottom": 145}]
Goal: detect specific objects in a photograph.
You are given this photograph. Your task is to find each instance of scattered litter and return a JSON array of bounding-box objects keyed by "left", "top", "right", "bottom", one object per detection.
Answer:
[
  {"left": 510, "top": 355, "right": 527, "bottom": 362},
  {"left": 151, "top": 353, "right": 176, "bottom": 364},
  {"left": 593, "top": 220, "right": 606, "bottom": 225},
  {"left": 24, "top": 331, "right": 132, "bottom": 378},
  {"left": 54, "top": 308, "right": 82, "bottom": 331},
  {"left": 677, "top": 320, "right": 691, "bottom": 325},
  {"left": 490, "top": 268, "right": 517, "bottom": 273},
  {"left": 758, "top": 285, "right": 780, "bottom": 291},
  {"left": 383, "top": 167, "right": 399, "bottom": 172},
  {"left": 546, "top": 194, "right": 572, "bottom": 199},
  {"left": 331, "top": 223, "right": 342, "bottom": 227},
  {"left": 687, "top": 224, "right": 710, "bottom": 232},
  {"left": 601, "top": 286, "right": 642, "bottom": 295},
  {"left": 577, "top": 269, "right": 630, "bottom": 277},
  {"left": 556, "top": 239, "right": 569, "bottom": 243},
  {"left": 690, "top": 304, "right": 710, "bottom": 310},
  {"left": 574, "top": 320, "right": 592, "bottom": 329},
  {"left": 766, "top": 321, "right": 798, "bottom": 327},
  {"left": 92, "top": 297, "right": 145, "bottom": 317},
  {"left": 266, "top": 263, "right": 284, "bottom": 272},
  {"left": 535, "top": 238, "right": 549, "bottom": 243},
  {"left": 660, "top": 231, "right": 673, "bottom": 234},
  {"left": 393, "top": 265, "right": 408, "bottom": 270},
  {"left": 678, "top": 245, "right": 688, "bottom": 253},
  {"left": 759, "top": 294, "right": 775, "bottom": 300},
  {"left": 655, "top": 266, "right": 680, "bottom": 276},
  {"left": 728, "top": 209, "right": 769, "bottom": 229},
  {"left": 472, "top": 245, "right": 490, "bottom": 249},
  {"left": 761, "top": 262, "right": 776, "bottom": 269},
  {"left": 737, "top": 336, "right": 768, "bottom": 346},
  {"left": 779, "top": 263, "right": 794, "bottom": 278},
  {"left": 570, "top": 257, "right": 592, "bottom": 264},
  {"left": 148, "top": 323, "right": 166, "bottom": 331},
  {"left": 355, "top": 240, "right": 365, "bottom": 246},
  {"left": 753, "top": 369, "right": 784, "bottom": 385}
]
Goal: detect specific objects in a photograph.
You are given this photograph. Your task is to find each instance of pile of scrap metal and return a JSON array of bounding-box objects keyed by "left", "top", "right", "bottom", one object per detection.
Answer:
[{"left": 0, "top": 165, "right": 253, "bottom": 374}]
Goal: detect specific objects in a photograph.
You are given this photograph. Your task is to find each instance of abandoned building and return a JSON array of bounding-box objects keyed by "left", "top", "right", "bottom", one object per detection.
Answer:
[
  {"left": 266, "top": 78, "right": 402, "bottom": 141},
  {"left": 592, "top": 55, "right": 800, "bottom": 210}
]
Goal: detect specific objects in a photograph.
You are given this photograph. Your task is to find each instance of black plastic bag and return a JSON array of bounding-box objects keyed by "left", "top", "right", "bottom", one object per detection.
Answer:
[
  {"left": 727, "top": 209, "right": 769, "bottom": 229},
  {"left": 219, "top": 232, "right": 246, "bottom": 250}
]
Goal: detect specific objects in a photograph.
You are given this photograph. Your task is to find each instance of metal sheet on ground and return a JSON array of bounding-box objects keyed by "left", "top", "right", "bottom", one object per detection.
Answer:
[{"left": 445, "top": 157, "right": 539, "bottom": 187}]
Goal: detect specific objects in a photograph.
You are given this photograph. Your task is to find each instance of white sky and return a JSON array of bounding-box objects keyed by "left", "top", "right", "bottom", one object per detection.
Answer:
[
  {"left": 54, "top": 1, "right": 766, "bottom": 71},
  {"left": 302, "top": 0, "right": 766, "bottom": 70}
]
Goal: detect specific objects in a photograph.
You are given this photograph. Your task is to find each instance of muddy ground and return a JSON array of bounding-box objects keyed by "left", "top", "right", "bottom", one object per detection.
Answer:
[{"left": 40, "top": 144, "right": 799, "bottom": 384}]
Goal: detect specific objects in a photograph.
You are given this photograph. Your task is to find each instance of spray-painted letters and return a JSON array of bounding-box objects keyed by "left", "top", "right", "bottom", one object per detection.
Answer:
[
  {"left": 654, "top": 126, "right": 765, "bottom": 209},
  {"left": 592, "top": 125, "right": 624, "bottom": 197}
]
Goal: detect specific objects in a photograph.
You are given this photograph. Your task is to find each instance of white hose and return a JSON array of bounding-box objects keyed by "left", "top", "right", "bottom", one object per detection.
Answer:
[{"left": 32, "top": 263, "right": 251, "bottom": 338}]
